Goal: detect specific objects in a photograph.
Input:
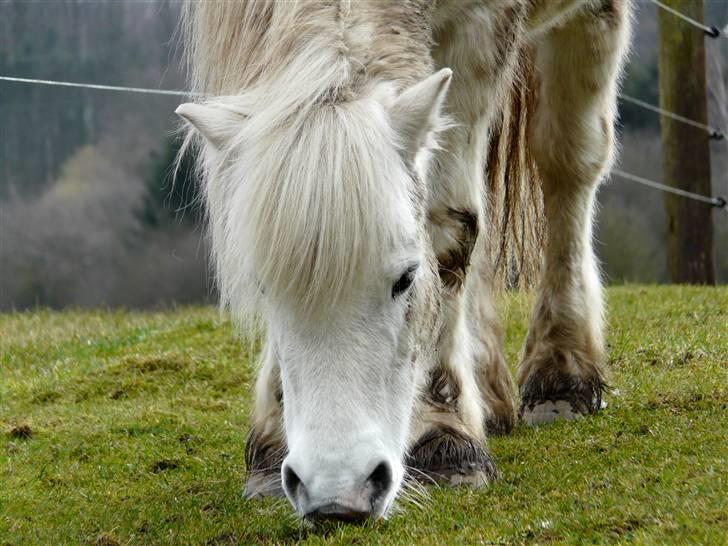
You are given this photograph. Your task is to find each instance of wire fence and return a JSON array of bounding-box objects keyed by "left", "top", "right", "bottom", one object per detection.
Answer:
[
  {"left": 611, "top": 169, "right": 726, "bottom": 210},
  {"left": 1, "top": 73, "right": 726, "bottom": 212},
  {"left": 650, "top": 0, "right": 727, "bottom": 39},
  {"left": 1, "top": 0, "right": 727, "bottom": 212},
  {"left": 618, "top": 93, "right": 724, "bottom": 140},
  {"left": 0, "top": 75, "right": 194, "bottom": 98}
]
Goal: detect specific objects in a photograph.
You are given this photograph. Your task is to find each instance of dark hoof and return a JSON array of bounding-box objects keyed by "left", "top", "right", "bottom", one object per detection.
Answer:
[
  {"left": 244, "top": 471, "right": 284, "bottom": 498},
  {"left": 519, "top": 369, "right": 607, "bottom": 425},
  {"left": 244, "top": 425, "right": 286, "bottom": 498},
  {"left": 407, "top": 427, "right": 497, "bottom": 487},
  {"left": 485, "top": 410, "right": 515, "bottom": 436}
]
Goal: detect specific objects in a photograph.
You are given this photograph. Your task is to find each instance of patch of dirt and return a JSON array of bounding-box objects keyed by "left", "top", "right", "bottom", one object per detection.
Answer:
[
  {"left": 645, "top": 390, "right": 725, "bottom": 414},
  {"left": 9, "top": 424, "right": 33, "bottom": 439},
  {"left": 670, "top": 349, "right": 707, "bottom": 367},
  {"left": 202, "top": 501, "right": 219, "bottom": 513},
  {"left": 31, "top": 390, "right": 61, "bottom": 404},
  {"left": 178, "top": 433, "right": 201, "bottom": 444},
  {"left": 149, "top": 459, "right": 179, "bottom": 473},
  {"left": 605, "top": 517, "right": 644, "bottom": 538},
  {"left": 109, "top": 388, "right": 128, "bottom": 400},
  {"left": 91, "top": 534, "right": 120, "bottom": 546},
  {"left": 205, "top": 533, "right": 239, "bottom": 545},
  {"left": 179, "top": 433, "right": 202, "bottom": 454},
  {"left": 519, "top": 526, "right": 559, "bottom": 543}
]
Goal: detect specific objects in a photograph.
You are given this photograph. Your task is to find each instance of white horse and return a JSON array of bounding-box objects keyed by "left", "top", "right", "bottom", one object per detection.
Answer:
[{"left": 176, "top": 0, "right": 631, "bottom": 523}]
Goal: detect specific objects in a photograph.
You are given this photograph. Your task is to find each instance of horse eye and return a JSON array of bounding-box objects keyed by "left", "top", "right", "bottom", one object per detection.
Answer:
[{"left": 392, "top": 266, "right": 418, "bottom": 298}]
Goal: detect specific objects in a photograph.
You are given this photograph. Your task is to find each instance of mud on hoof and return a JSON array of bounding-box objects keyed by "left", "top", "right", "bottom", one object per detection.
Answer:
[
  {"left": 243, "top": 425, "right": 286, "bottom": 498},
  {"left": 485, "top": 405, "right": 516, "bottom": 436},
  {"left": 407, "top": 427, "right": 497, "bottom": 487},
  {"left": 519, "top": 368, "right": 607, "bottom": 426}
]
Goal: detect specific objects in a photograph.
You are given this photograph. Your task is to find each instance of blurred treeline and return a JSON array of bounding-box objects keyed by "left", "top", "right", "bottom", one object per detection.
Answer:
[
  {"left": 0, "top": 1, "right": 726, "bottom": 310},
  {"left": 0, "top": 1, "right": 210, "bottom": 309}
]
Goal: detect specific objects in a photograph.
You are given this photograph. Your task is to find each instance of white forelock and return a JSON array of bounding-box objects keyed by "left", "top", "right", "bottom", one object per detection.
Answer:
[{"left": 198, "top": 74, "right": 419, "bottom": 327}]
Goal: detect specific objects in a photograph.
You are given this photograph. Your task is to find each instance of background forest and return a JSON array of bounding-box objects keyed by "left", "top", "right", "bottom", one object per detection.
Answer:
[{"left": 1, "top": 0, "right": 727, "bottom": 310}]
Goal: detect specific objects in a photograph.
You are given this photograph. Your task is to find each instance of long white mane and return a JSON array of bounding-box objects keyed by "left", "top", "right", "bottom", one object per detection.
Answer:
[
  {"left": 180, "top": 5, "right": 424, "bottom": 324},
  {"left": 207, "top": 87, "right": 413, "bottom": 323}
]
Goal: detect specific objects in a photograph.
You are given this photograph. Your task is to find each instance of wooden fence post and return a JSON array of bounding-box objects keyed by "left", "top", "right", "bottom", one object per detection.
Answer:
[{"left": 657, "top": 0, "right": 716, "bottom": 284}]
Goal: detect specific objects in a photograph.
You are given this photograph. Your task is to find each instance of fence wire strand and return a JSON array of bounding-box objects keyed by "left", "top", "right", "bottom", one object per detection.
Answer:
[
  {"left": 650, "top": 0, "right": 727, "bottom": 39},
  {"left": 611, "top": 169, "right": 726, "bottom": 209},
  {"left": 618, "top": 93, "right": 724, "bottom": 140},
  {"left": 0, "top": 75, "right": 194, "bottom": 97},
  {"left": 3, "top": 74, "right": 724, "bottom": 140},
  {"left": 1, "top": 76, "right": 726, "bottom": 211}
]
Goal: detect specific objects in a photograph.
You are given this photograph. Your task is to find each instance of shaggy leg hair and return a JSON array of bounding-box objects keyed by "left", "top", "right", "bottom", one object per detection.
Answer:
[
  {"left": 408, "top": 426, "right": 498, "bottom": 486},
  {"left": 243, "top": 343, "right": 286, "bottom": 498},
  {"left": 518, "top": 0, "right": 631, "bottom": 425},
  {"left": 407, "top": 366, "right": 497, "bottom": 487},
  {"left": 406, "top": 0, "right": 527, "bottom": 486}
]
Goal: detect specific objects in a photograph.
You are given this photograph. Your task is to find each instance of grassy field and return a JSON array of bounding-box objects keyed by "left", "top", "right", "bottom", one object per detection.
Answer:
[{"left": 1, "top": 286, "right": 726, "bottom": 545}]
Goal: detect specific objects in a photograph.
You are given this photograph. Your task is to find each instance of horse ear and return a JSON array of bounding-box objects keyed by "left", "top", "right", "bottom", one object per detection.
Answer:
[
  {"left": 175, "top": 102, "right": 246, "bottom": 149},
  {"left": 390, "top": 68, "right": 452, "bottom": 161}
]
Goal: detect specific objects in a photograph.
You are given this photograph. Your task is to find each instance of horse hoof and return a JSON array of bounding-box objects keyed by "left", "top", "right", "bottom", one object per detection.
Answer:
[
  {"left": 244, "top": 471, "right": 285, "bottom": 499},
  {"left": 520, "top": 399, "right": 585, "bottom": 425},
  {"left": 407, "top": 426, "right": 497, "bottom": 487},
  {"left": 485, "top": 411, "right": 515, "bottom": 436},
  {"left": 445, "top": 470, "right": 491, "bottom": 487},
  {"left": 519, "top": 369, "right": 607, "bottom": 425},
  {"left": 244, "top": 424, "right": 286, "bottom": 498}
]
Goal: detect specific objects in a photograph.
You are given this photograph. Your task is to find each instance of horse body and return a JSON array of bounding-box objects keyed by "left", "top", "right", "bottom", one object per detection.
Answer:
[{"left": 177, "top": 0, "right": 631, "bottom": 522}]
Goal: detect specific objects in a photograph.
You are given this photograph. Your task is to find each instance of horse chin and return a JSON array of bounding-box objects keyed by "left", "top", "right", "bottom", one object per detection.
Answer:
[{"left": 299, "top": 482, "right": 400, "bottom": 525}]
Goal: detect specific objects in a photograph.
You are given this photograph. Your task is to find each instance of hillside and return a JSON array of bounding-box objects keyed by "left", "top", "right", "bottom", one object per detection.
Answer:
[
  {"left": 1, "top": 286, "right": 726, "bottom": 544},
  {"left": 2, "top": 1, "right": 727, "bottom": 311}
]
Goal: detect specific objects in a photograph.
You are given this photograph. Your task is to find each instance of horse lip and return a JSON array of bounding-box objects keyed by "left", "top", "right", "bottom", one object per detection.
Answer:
[{"left": 304, "top": 502, "right": 372, "bottom": 524}]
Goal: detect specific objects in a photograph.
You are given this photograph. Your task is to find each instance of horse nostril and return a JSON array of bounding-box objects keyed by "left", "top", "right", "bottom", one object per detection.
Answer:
[
  {"left": 366, "top": 461, "right": 393, "bottom": 501},
  {"left": 282, "top": 463, "right": 303, "bottom": 499},
  {"left": 306, "top": 503, "right": 370, "bottom": 524},
  {"left": 283, "top": 458, "right": 393, "bottom": 520}
]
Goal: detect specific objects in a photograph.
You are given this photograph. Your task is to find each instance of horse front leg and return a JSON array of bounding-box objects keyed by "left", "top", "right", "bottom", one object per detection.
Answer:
[
  {"left": 406, "top": 269, "right": 508, "bottom": 486},
  {"left": 518, "top": 0, "right": 631, "bottom": 424},
  {"left": 406, "top": 0, "right": 525, "bottom": 486},
  {"left": 243, "top": 341, "right": 286, "bottom": 497}
]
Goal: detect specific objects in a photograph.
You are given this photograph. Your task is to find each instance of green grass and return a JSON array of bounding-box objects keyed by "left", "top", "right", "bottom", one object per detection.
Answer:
[{"left": 1, "top": 286, "right": 726, "bottom": 545}]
